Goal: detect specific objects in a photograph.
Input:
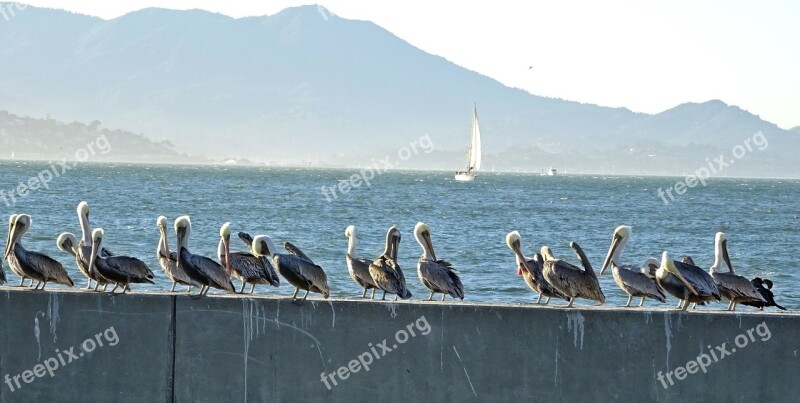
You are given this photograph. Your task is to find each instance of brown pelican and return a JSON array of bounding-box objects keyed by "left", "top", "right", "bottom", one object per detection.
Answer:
[
  {"left": 414, "top": 222, "right": 464, "bottom": 301},
  {"left": 369, "top": 226, "right": 412, "bottom": 301},
  {"left": 56, "top": 232, "right": 94, "bottom": 286},
  {"left": 174, "top": 216, "right": 235, "bottom": 297},
  {"left": 656, "top": 251, "right": 720, "bottom": 310},
  {"left": 88, "top": 228, "right": 154, "bottom": 293},
  {"left": 344, "top": 225, "right": 379, "bottom": 298},
  {"left": 741, "top": 278, "right": 786, "bottom": 310},
  {"left": 4, "top": 214, "right": 28, "bottom": 286},
  {"left": 258, "top": 235, "right": 329, "bottom": 305},
  {"left": 218, "top": 223, "right": 280, "bottom": 294},
  {"left": 708, "top": 232, "right": 766, "bottom": 311},
  {"left": 505, "top": 231, "right": 567, "bottom": 304},
  {"left": 4, "top": 214, "right": 74, "bottom": 290},
  {"left": 76, "top": 201, "right": 114, "bottom": 290},
  {"left": 600, "top": 226, "right": 666, "bottom": 307},
  {"left": 157, "top": 216, "right": 197, "bottom": 292},
  {"left": 541, "top": 242, "right": 605, "bottom": 307}
]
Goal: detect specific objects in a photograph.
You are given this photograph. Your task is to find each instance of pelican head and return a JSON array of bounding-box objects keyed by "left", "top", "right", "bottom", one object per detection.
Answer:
[
  {"left": 77, "top": 201, "right": 90, "bottom": 217},
  {"left": 344, "top": 225, "right": 358, "bottom": 257},
  {"left": 4, "top": 214, "right": 31, "bottom": 259},
  {"left": 383, "top": 226, "right": 401, "bottom": 259},
  {"left": 414, "top": 222, "right": 436, "bottom": 261},
  {"left": 540, "top": 245, "right": 555, "bottom": 261},
  {"left": 219, "top": 222, "right": 232, "bottom": 274},
  {"left": 174, "top": 216, "right": 191, "bottom": 266},
  {"left": 660, "top": 251, "right": 699, "bottom": 296},
  {"left": 157, "top": 215, "right": 168, "bottom": 229},
  {"left": 641, "top": 257, "right": 660, "bottom": 278},
  {"left": 88, "top": 228, "right": 105, "bottom": 272},
  {"left": 601, "top": 225, "right": 631, "bottom": 275},
  {"left": 344, "top": 225, "right": 356, "bottom": 239},
  {"left": 251, "top": 235, "right": 270, "bottom": 257},
  {"left": 714, "top": 232, "right": 733, "bottom": 273},
  {"left": 505, "top": 231, "right": 528, "bottom": 276},
  {"left": 56, "top": 232, "right": 78, "bottom": 256}
]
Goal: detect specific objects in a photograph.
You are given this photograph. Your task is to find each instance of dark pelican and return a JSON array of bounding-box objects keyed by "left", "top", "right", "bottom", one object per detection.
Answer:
[
  {"left": 5, "top": 214, "right": 27, "bottom": 286},
  {"left": 4, "top": 214, "right": 74, "bottom": 290},
  {"left": 600, "top": 226, "right": 666, "bottom": 307},
  {"left": 708, "top": 232, "right": 766, "bottom": 311},
  {"left": 88, "top": 228, "right": 154, "bottom": 293},
  {"left": 174, "top": 216, "right": 235, "bottom": 297},
  {"left": 741, "top": 278, "right": 786, "bottom": 310},
  {"left": 414, "top": 222, "right": 464, "bottom": 301},
  {"left": 218, "top": 223, "right": 279, "bottom": 294},
  {"left": 656, "top": 251, "right": 721, "bottom": 310},
  {"left": 344, "top": 225, "right": 379, "bottom": 298},
  {"left": 56, "top": 232, "right": 93, "bottom": 287},
  {"left": 369, "top": 226, "right": 412, "bottom": 301},
  {"left": 157, "top": 216, "right": 197, "bottom": 292},
  {"left": 259, "top": 235, "right": 329, "bottom": 305},
  {"left": 505, "top": 231, "right": 567, "bottom": 304},
  {"left": 541, "top": 242, "right": 605, "bottom": 307},
  {"left": 76, "top": 201, "right": 114, "bottom": 290}
]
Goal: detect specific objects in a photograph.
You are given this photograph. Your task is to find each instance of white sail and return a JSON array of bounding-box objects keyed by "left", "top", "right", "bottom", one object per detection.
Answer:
[{"left": 469, "top": 105, "right": 482, "bottom": 172}]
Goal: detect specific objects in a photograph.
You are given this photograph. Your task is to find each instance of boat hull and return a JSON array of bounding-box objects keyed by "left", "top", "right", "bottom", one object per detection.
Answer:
[{"left": 454, "top": 172, "right": 476, "bottom": 182}]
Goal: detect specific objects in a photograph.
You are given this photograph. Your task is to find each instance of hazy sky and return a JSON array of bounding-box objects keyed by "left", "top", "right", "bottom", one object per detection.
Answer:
[{"left": 19, "top": 1, "right": 800, "bottom": 129}]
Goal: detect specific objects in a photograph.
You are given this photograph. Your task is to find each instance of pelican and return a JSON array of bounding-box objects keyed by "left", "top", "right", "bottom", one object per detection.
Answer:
[
  {"left": 56, "top": 232, "right": 94, "bottom": 286},
  {"left": 741, "top": 278, "right": 786, "bottom": 310},
  {"left": 344, "top": 225, "right": 379, "bottom": 298},
  {"left": 259, "top": 235, "right": 329, "bottom": 305},
  {"left": 505, "top": 231, "right": 567, "bottom": 304},
  {"left": 174, "top": 216, "right": 235, "bottom": 297},
  {"left": 157, "top": 216, "right": 197, "bottom": 292},
  {"left": 88, "top": 228, "right": 154, "bottom": 293},
  {"left": 541, "top": 242, "right": 605, "bottom": 307},
  {"left": 600, "top": 226, "right": 666, "bottom": 307},
  {"left": 414, "top": 222, "right": 464, "bottom": 301},
  {"left": 5, "top": 214, "right": 74, "bottom": 290},
  {"left": 656, "top": 251, "right": 720, "bottom": 310},
  {"left": 5, "top": 214, "right": 28, "bottom": 286},
  {"left": 708, "top": 232, "right": 766, "bottom": 311},
  {"left": 76, "top": 201, "right": 114, "bottom": 290},
  {"left": 369, "top": 226, "right": 412, "bottom": 301},
  {"left": 218, "top": 223, "right": 279, "bottom": 294}
]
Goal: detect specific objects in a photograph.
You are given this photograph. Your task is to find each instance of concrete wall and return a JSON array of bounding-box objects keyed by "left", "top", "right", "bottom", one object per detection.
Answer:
[{"left": 1, "top": 288, "right": 798, "bottom": 402}]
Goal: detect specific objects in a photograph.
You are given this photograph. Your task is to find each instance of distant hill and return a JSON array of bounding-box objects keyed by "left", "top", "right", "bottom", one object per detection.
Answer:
[
  {"left": 0, "top": 4, "right": 798, "bottom": 176},
  {"left": 0, "top": 110, "right": 195, "bottom": 163}
]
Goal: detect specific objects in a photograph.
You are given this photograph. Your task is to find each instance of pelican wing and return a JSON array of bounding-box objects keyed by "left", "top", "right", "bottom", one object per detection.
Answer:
[
  {"left": 347, "top": 255, "right": 377, "bottom": 288},
  {"left": 283, "top": 242, "right": 314, "bottom": 263},
  {"left": 673, "top": 260, "right": 720, "bottom": 298},
  {"left": 23, "top": 249, "right": 73, "bottom": 286},
  {"left": 184, "top": 251, "right": 234, "bottom": 292},
  {"left": 418, "top": 260, "right": 464, "bottom": 299},
  {"left": 275, "top": 254, "right": 329, "bottom": 296},
  {"left": 544, "top": 259, "right": 605, "bottom": 303},
  {"left": 615, "top": 265, "right": 666, "bottom": 302},
  {"left": 238, "top": 232, "right": 254, "bottom": 249},
  {"left": 229, "top": 252, "right": 271, "bottom": 281},
  {"left": 713, "top": 272, "right": 766, "bottom": 302},
  {"left": 102, "top": 256, "right": 154, "bottom": 283},
  {"left": 369, "top": 256, "right": 411, "bottom": 298}
]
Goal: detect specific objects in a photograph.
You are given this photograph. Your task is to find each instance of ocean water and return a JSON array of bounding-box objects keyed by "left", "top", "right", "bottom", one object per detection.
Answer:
[{"left": 1, "top": 161, "right": 798, "bottom": 311}]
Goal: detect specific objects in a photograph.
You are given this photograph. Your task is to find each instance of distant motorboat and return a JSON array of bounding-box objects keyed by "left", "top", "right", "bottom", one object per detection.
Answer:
[
  {"left": 548, "top": 167, "right": 557, "bottom": 176},
  {"left": 454, "top": 104, "right": 482, "bottom": 182}
]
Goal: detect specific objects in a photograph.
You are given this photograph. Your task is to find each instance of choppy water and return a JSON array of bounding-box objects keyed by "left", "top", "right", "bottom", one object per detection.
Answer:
[{"left": 1, "top": 161, "right": 798, "bottom": 310}]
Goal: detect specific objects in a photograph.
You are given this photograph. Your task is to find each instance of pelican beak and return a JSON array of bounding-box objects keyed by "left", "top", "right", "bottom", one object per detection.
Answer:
[
  {"left": 391, "top": 233, "right": 401, "bottom": 261},
  {"left": 511, "top": 240, "right": 536, "bottom": 279},
  {"left": 600, "top": 234, "right": 622, "bottom": 275},
  {"left": 721, "top": 239, "right": 734, "bottom": 274},
  {"left": 663, "top": 259, "right": 699, "bottom": 296},
  {"left": 424, "top": 231, "right": 436, "bottom": 261},
  {"left": 89, "top": 236, "right": 100, "bottom": 273},
  {"left": 175, "top": 227, "right": 184, "bottom": 268},
  {"left": 3, "top": 221, "right": 16, "bottom": 259}
]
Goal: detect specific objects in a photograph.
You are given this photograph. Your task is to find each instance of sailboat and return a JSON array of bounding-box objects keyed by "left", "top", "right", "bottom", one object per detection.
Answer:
[{"left": 454, "top": 104, "right": 482, "bottom": 182}]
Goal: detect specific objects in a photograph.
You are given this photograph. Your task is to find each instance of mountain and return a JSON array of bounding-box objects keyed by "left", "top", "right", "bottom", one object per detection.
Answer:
[
  {"left": 0, "top": 110, "right": 195, "bottom": 163},
  {"left": 0, "top": 4, "right": 798, "bottom": 176}
]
